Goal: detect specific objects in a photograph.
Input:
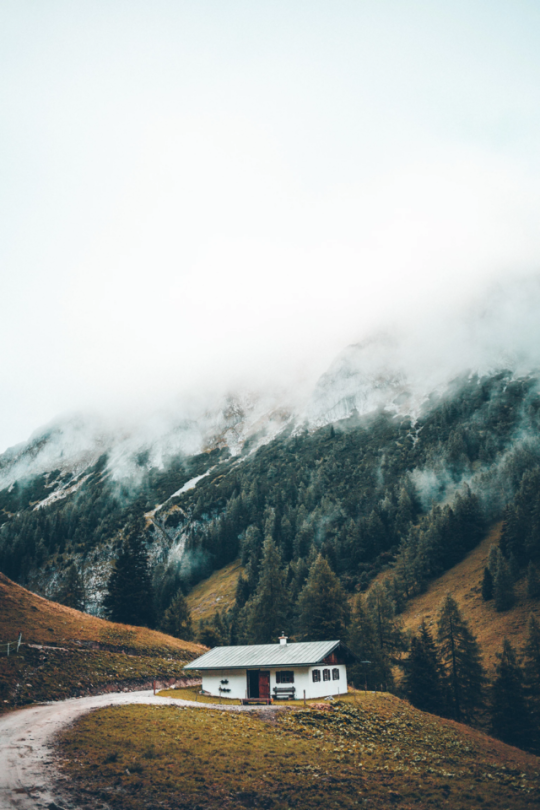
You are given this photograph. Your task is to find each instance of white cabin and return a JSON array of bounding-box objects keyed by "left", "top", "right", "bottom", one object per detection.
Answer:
[{"left": 183, "top": 637, "right": 351, "bottom": 702}]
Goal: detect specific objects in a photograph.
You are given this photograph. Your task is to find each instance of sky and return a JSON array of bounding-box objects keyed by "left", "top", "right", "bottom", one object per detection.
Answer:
[{"left": 2, "top": 1, "right": 540, "bottom": 453}]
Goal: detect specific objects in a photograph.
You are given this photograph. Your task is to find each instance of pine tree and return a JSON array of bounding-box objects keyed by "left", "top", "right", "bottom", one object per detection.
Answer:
[
  {"left": 234, "top": 574, "right": 250, "bottom": 609},
  {"left": 348, "top": 596, "right": 393, "bottom": 691},
  {"left": 103, "top": 523, "right": 155, "bottom": 627},
  {"left": 436, "top": 594, "right": 485, "bottom": 721},
  {"left": 527, "top": 561, "right": 540, "bottom": 599},
  {"left": 244, "top": 536, "right": 289, "bottom": 644},
  {"left": 197, "top": 612, "right": 227, "bottom": 647},
  {"left": 404, "top": 622, "right": 445, "bottom": 715},
  {"left": 56, "top": 562, "right": 86, "bottom": 611},
  {"left": 523, "top": 614, "right": 540, "bottom": 730},
  {"left": 488, "top": 544, "right": 499, "bottom": 576},
  {"left": 491, "top": 638, "right": 533, "bottom": 749},
  {"left": 494, "top": 550, "right": 515, "bottom": 611},
  {"left": 161, "top": 590, "right": 193, "bottom": 640},
  {"left": 366, "top": 582, "right": 405, "bottom": 657},
  {"left": 481, "top": 566, "right": 493, "bottom": 601},
  {"left": 296, "top": 554, "right": 350, "bottom": 641}
]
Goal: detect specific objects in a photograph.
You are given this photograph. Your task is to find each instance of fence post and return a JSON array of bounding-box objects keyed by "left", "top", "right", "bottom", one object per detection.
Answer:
[
  {"left": 16, "top": 633, "right": 22, "bottom": 653},
  {"left": 303, "top": 689, "right": 306, "bottom": 707},
  {"left": 6, "top": 642, "right": 9, "bottom": 657}
]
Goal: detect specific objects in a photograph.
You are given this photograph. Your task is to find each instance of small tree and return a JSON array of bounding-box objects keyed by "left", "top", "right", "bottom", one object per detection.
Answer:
[
  {"left": 348, "top": 595, "right": 393, "bottom": 691},
  {"left": 198, "top": 611, "right": 227, "bottom": 647},
  {"left": 491, "top": 638, "right": 533, "bottom": 749},
  {"left": 437, "top": 594, "right": 485, "bottom": 721},
  {"left": 366, "top": 582, "right": 405, "bottom": 657},
  {"left": 493, "top": 550, "right": 515, "bottom": 612},
  {"left": 404, "top": 622, "right": 445, "bottom": 716},
  {"left": 296, "top": 555, "right": 350, "bottom": 641},
  {"left": 527, "top": 562, "right": 540, "bottom": 599},
  {"left": 103, "top": 521, "right": 155, "bottom": 627},
  {"left": 56, "top": 562, "right": 86, "bottom": 611},
  {"left": 523, "top": 614, "right": 540, "bottom": 730},
  {"left": 161, "top": 590, "right": 193, "bottom": 640},
  {"left": 481, "top": 566, "right": 493, "bottom": 601},
  {"left": 244, "top": 537, "right": 289, "bottom": 644}
]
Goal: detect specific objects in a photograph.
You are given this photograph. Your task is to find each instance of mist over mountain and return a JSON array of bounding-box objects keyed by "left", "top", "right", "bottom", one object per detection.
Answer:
[
  {"left": 1, "top": 274, "right": 540, "bottom": 641},
  {"left": 4, "top": 274, "right": 540, "bottom": 488}
]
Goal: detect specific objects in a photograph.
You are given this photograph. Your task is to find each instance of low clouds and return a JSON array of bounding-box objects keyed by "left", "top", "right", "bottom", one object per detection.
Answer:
[{"left": 2, "top": 2, "right": 540, "bottom": 451}]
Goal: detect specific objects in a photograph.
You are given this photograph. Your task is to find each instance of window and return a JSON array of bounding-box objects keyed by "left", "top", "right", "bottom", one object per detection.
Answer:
[
  {"left": 332, "top": 668, "right": 340, "bottom": 680},
  {"left": 323, "top": 669, "right": 330, "bottom": 681},
  {"left": 312, "top": 669, "right": 321, "bottom": 682},
  {"left": 276, "top": 671, "right": 294, "bottom": 684}
]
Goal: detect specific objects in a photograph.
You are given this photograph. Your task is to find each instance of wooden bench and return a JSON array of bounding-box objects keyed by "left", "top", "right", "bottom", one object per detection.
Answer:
[
  {"left": 241, "top": 697, "right": 272, "bottom": 705},
  {"left": 272, "top": 686, "right": 296, "bottom": 700}
]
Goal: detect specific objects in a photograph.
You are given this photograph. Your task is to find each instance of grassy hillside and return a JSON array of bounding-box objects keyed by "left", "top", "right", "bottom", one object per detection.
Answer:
[
  {"left": 397, "top": 524, "right": 540, "bottom": 672},
  {"left": 0, "top": 573, "right": 205, "bottom": 709},
  {"left": 186, "top": 559, "right": 244, "bottom": 623},
  {"left": 55, "top": 692, "right": 540, "bottom": 810}
]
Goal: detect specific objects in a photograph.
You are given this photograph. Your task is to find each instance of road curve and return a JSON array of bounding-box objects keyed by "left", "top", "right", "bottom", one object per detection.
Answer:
[{"left": 0, "top": 690, "right": 271, "bottom": 810}]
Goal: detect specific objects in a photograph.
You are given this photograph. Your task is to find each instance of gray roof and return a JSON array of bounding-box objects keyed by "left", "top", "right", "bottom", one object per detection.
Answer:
[{"left": 184, "top": 640, "right": 341, "bottom": 671}]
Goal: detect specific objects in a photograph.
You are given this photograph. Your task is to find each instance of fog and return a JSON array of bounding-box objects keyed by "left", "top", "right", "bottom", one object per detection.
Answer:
[{"left": 2, "top": 1, "right": 540, "bottom": 452}]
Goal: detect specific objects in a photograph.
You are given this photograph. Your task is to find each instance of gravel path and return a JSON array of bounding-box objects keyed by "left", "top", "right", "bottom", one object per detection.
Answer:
[{"left": 0, "top": 690, "right": 274, "bottom": 809}]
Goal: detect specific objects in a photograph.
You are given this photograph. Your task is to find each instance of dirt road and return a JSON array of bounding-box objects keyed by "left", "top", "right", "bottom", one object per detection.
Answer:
[{"left": 0, "top": 690, "right": 270, "bottom": 809}]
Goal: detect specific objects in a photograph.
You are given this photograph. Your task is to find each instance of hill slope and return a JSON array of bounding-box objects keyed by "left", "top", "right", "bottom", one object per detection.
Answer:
[
  {"left": 55, "top": 692, "right": 540, "bottom": 810},
  {"left": 0, "top": 574, "right": 205, "bottom": 709},
  {"left": 398, "top": 524, "right": 540, "bottom": 672}
]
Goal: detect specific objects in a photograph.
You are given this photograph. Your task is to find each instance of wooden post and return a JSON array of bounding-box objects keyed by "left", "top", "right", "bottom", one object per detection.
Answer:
[
  {"left": 303, "top": 689, "right": 306, "bottom": 707},
  {"left": 16, "top": 633, "right": 22, "bottom": 653},
  {"left": 153, "top": 680, "right": 156, "bottom": 695}
]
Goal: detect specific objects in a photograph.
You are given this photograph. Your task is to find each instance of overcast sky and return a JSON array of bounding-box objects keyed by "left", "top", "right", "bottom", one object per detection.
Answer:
[{"left": 2, "top": 1, "right": 540, "bottom": 452}]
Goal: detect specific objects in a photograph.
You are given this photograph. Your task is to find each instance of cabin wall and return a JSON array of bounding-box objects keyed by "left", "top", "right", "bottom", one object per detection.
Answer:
[
  {"left": 202, "top": 669, "right": 247, "bottom": 699},
  {"left": 304, "top": 664, "right": 347, "bottom": 699},
  {"left": 201, "top": 664, "right": 348, "bottom": 700}
]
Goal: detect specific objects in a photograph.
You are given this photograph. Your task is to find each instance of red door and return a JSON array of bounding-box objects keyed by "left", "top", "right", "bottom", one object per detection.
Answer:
[{"left": 259, "top": 671, "right": 270, "bottom": 700}]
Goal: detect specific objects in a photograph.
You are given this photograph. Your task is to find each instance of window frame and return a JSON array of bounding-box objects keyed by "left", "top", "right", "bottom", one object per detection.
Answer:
[
  {"left": 332, "top": 668, "right": 340, "bottom": 680},
  {"left": 312, "top": 669, "right": 321, "bottom": 683},
  {"left": 276, "top": 670, "right": 295, "bottom": 684},
  {"left": 323, "top": 668, "right": 331, "bottom": 681}
]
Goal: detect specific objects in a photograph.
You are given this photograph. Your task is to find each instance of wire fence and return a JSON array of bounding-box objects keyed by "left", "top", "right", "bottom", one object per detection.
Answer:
[{"left": 0, "top": 632, "right": 22, "bottom": 656}]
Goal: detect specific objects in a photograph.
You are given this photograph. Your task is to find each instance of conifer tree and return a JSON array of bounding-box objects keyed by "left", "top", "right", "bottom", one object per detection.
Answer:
[
  {"left": 527, "top": 561, "right": 540, "bottom": 599},
  {"left": 348, "top": 596, "right": 393, "bottom": 691},
  {"left": 488, "top": 544, "right": 499, "bottom": 577},
  {"left": 57, "top": 562, "right": 86, "bottom": 611},
  {"left": 234, "top": 573, "right": 250, "bottom": 609},
  {"left": 103, "top": 521, "right": 155, "bottom": 627},
  {"left": 244, "top": 536, "right": 289, "bottom": 644},
  {"left": 491, "top": 638, "right": 533, "bottom": 749},
  {"left": 481, "top": 566, "right": 493, "bottom": 601},
  {"left": 296, "top": 554, "right": 350, "bottom": 641},
  {"left": 523, "top": 614, "right": 540, "bottom": 729},
  {"left": 198, "top": 612, "right": 228, "bottom": 647},
  {"left": 366, "top": 582, "right": 405, "bottom": 657},
  {"left": 436, "top": 594, "right": 485, "bottom": 721},
  {"left": 161, "top": 590, "right": 193, "bottom": 640},
  {"left": 404, "top": 622, "right": 445, "bottom": 715},
  {"left": 494, "top": 550, "right": 515, "bottom": 611}
]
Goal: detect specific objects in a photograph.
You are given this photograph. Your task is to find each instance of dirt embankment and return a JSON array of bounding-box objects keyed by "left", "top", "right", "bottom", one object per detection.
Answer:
[{"left": 0, "top": 642, "right": 201, "bottom": 711}]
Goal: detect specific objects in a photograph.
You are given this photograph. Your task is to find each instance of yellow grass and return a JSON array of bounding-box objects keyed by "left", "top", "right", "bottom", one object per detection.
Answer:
[
  {"left": 186, "top": 559, "right": 244, "bottom": 623},
  {"left": 56, "top": 692, "right": 540, "bottom": 810},
  {"left": 0, "top": 572, "right": 204, "bottom": 656},
  {"left": 398, "top": 524, "right": 540, "bottom": 671},
  {"left": 0, "top": 573, "right": 206, "bottom": 710}
]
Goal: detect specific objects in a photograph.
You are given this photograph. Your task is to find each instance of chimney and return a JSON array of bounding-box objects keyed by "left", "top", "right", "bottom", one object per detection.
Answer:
[{"left": 279, "top": 634, "right": 288, "bottom": 646}]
